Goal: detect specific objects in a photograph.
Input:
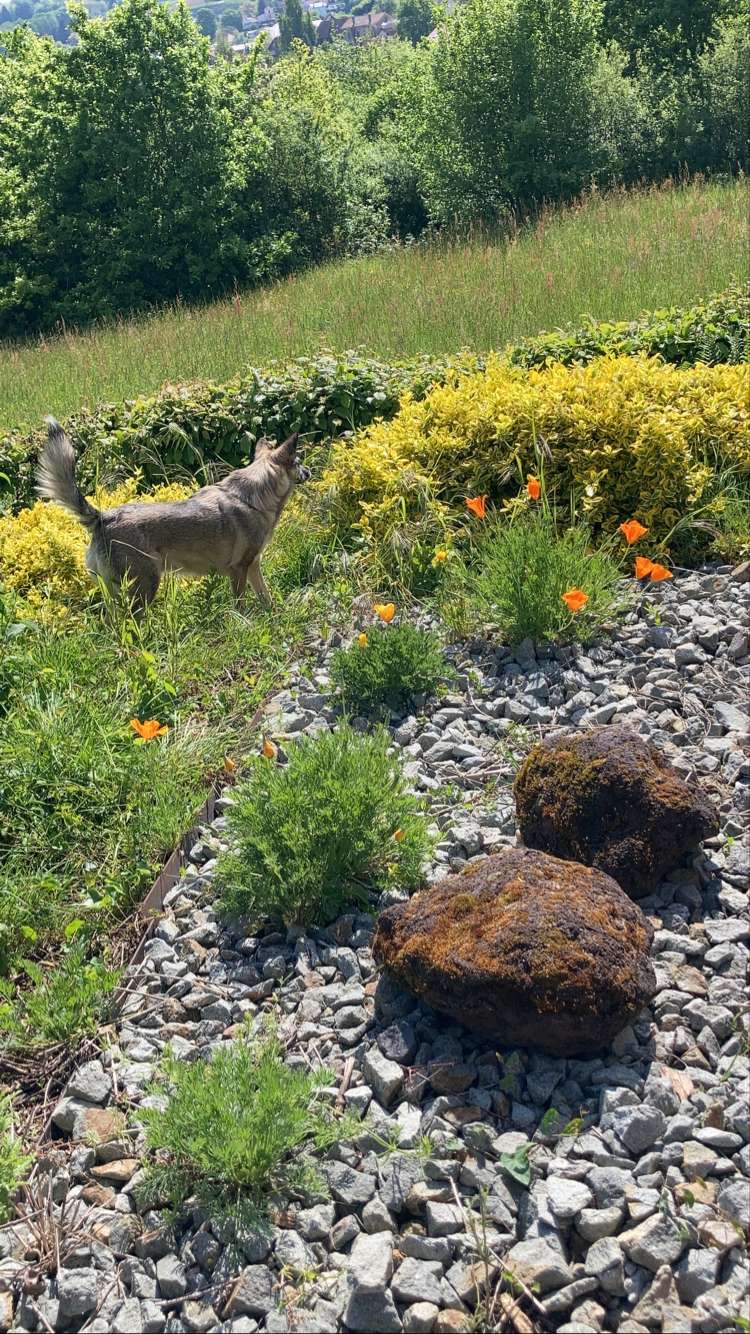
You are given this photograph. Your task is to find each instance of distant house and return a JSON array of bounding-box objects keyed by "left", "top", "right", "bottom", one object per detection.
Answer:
[{"left": 334, "top": 10, "right": 395, "bottom": 42}]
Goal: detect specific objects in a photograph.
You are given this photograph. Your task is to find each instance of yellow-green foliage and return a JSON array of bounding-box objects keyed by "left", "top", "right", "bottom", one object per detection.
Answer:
[
  {"left": 320, "top": 356, "right": 749, "bottom": 569},
  {"left": 0, "top": 480, "right": 192, "bottom": 619}
]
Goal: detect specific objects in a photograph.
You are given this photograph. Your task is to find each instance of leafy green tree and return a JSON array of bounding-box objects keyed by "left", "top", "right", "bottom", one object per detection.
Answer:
[
  {"left": 194, "top": 7, "right": 217, "bottom": 36},
  {"left": 602, "top": 0, "right": 730, "bottom": 72},
  {"left": 414, "top": 0, "right": 605, "bottom": 224},
  {"left": 221, "top": 5, "right": 243, "bottom": 29},
  {"left": 397, "top": 0, "right": 434, "bottom": 43},
  {"left": 0, "top": 0, "right": 233, "bottom": 334},
  {"left": 279, "top": 0, "right": 313, "bottom": 50}
]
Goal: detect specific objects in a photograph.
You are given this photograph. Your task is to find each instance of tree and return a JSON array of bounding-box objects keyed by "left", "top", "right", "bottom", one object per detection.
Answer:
[
  {"left": 414, "top": 0, "right": 604, "bottom": 224},
  {"left": 221, "top": 5, "right": 243, "bottom": 29},
  {"left": 397, "top": 0, "right": 433, "bottom": 43},
  {"left": 194, "top": 7, "right": 217, "bottom": 36},
  {"left": 278, "top": 0, "right": 313, "bottom": 51},
  {"left": 602, "top": 0, "right": 730, "bottom": 72},
  {"left": 0, "top": 0, "right": 234, "bottom": 335}
]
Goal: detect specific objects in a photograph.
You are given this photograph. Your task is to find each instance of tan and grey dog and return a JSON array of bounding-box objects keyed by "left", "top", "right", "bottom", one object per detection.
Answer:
[{"left": 36, "top": 417, "right": 311, "bottom": 610}]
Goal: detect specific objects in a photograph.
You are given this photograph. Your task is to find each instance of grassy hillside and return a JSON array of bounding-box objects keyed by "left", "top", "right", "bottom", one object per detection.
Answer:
[{"left": 1, "top": 176, "right": 747, "bottom": 431}]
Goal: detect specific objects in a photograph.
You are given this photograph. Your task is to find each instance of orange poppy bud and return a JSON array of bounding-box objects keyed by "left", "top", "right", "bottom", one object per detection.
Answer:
[
  {"left": 433, "top": 549, "right": 448, "bottom": 563},
  {"left": 357, "top": 632, "right": 368, "bottom": 648},
  {"left": 261, "top": 737, "right": 278, "bottom": 759},
  {"left": 649, "top": 563, "right": 673, "bottom": 582},
  {"left": 527, "top": 477, "right": 541, "bottom": 501},
  {"left": 373, "top": 603, "right": 396, "bottom": 623},
  {"left": 223, "top": 756, "right": 237, "bottom": 773},
  {"left": 130, "top": 718, "right": 168, "bottom": 741},
  {"left": 619, "top": 519, "right": 648, "bottom": 545},
  {"left": 634, "top": 556, "right": 655, "bottom": 578},
  {"left": 393, "top": 829, "right": 404, "bottom": 842},
  {"left": 465, "top": 495, "right": 487, "bottom": 519},
  {"left": 561, "top": 588, "right": 588, "bottom": 613}
]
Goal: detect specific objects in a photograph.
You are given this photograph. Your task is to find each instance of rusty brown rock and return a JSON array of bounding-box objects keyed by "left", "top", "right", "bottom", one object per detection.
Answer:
[
  {"left": 372, "top": 848, "right": 656, "bottom": 1056},
  {"left": 513, "top": 726, "right": 718, "bottom": 898}
]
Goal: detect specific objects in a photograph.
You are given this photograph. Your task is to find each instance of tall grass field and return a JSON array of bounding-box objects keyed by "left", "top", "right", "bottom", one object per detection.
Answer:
[{"left": 2, "top": 177, "right": 746, "bottom": 431}]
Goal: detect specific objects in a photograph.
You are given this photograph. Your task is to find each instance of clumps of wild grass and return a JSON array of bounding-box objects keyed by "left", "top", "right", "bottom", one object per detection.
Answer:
[
  {"left": 331, "top": 623, "right": 451, "bottom": 714},
  {"left": 137, "top": 1025, "right": 353, "bottom": 1238},
  {"left": 0, "top": 1093, "right": 30, "bottom": 1223},
  {"left": 215, "top": 722, "right": 431, "bottom": 927},
  {"left": 443, "top": 511, "right": 627, "bottom": 646}
]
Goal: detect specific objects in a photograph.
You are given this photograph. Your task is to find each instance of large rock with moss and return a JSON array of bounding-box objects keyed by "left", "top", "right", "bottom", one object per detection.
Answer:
[
  {"left": 372, "top": 848, "right": 656, "bottom": 1056},
  {"left": 513, "top": 726, "right": 718, "bottom": 899}
]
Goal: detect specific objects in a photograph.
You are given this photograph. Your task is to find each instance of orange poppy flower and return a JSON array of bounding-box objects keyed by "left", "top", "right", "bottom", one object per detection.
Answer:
[
  {"left": 561, "top": 588, "right": 589, "bottom": 613},
  {"left": 223, "top": 756, "right": 237, "bottom": 773},
  {"left": 433, "top": 549, "right": 448, "bottom": 563},
  {"left": 465, "top": 495, "right": 487, "bottom": 519},
  {"left": 130, "top": 718, "right": 168, "bottom": 741},
  {"left": 649, "top": 563, "right": 673, "bottom": 582},
  {"left": 261, "top": 737, "right": 278, "bottom": 759},
  {"left": 393, "top": 829, "right": 404, "bottom": 842},
  {"left": 527, "top": 477, "right": 541, "bottom": 501},
  {"left": 619, "top": 519, "right": 648, "bottom": 545},
  {"left": 357, "top": 632, "right": 369, "bottom": 648},
  {"left": 373, "top": 603, "right": 396, "bottom": 623},
  {"left": 634, "top": 556, "right": 655, "bottom": 579}
]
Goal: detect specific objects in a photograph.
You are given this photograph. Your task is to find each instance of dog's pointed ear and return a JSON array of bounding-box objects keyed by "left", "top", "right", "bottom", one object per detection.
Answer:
[{"left": 273, "top": 432, "right": 299, "bottom": 464}]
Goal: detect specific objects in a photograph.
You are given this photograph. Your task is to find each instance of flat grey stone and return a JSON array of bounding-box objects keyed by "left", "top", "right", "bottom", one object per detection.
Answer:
[
  {"left": 155, "top": 1254, "right": 188, "bottom": 1299},
  {"left": 344, "top": 1286, "right": 402, "bottom": 1333},
  {"left": 57, "top": 1268, "right": 98, "bottom": 1316},
  {"left": 391, "top": 1256, "right": 444, "bottom": 1306},
  {"left": 347, "top": 1231, "right": 393, "bottom": 1293},
  {"left": 364, "top": 1048, "right": 404, "bottom": 1107},
  {"left": 226, "top": 1266, "right": 275, "bottom": 1317},
  {"left": 64, "top": 1059, "right": 111, "bottom": 1105},
  {"left": 584, "top": 1237, "right": 625, "bottom": 1295},
  {"left": 505, "top": 1239, "right": 573, "bottom": 1294},
  {"left": 619, "top": 1214, "right": 687, "bottom": 1271}
]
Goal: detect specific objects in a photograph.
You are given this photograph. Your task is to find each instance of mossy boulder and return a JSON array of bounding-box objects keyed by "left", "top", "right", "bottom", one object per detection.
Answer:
[
  {"left": 514, "top": 726, "right": 719, "bottom": 899},
  {"left": 372, "top": 848, "right": 656, "bottom": 1056}
]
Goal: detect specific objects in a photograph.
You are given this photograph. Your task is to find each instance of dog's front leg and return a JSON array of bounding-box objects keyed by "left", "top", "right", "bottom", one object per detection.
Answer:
[{"left": 247, "top": 557, "right": 272, "bottom": 609}]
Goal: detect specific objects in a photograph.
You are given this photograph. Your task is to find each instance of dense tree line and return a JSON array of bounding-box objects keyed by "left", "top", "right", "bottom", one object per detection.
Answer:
[{"left": 0, "top": 0, "right": 746, "bottom": 338}]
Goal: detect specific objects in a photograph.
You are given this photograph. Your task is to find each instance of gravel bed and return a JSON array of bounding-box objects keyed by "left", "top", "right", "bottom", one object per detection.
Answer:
[{"left": 1, "top": 564, "right": 748, "bottom": 1334}]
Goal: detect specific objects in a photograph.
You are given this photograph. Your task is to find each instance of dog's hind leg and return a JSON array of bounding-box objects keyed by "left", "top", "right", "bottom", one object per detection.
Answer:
[
  {"left": 228, "top": 563, "right": 249, "bottom": 605},
  {"left": 109, "top": 544, "right": 161, "bottom": 614},
  {"left": 247, "top": 557, "right": 272, "bottom": 609}
]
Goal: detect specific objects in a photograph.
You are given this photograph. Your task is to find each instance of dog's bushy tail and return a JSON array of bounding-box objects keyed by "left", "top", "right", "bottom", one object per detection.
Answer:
[{"left": 36, "top": 418, "right": 100, "bottom": 529}]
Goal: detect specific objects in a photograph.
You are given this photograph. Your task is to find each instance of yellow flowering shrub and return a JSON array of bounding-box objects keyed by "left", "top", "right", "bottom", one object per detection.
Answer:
[
  {"left": 0, "top": 480, "right": 192, "bottom": 620},
  {"left": 320, "top": 356, "right": 749, "bottom": 570}
]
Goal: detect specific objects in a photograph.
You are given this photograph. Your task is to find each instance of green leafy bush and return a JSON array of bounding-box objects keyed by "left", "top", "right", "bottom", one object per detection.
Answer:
[
  {"left": 0, "top": 1094, "right": 30, "bottom": 1223},
  {"left": 331, "top": 623, "right": 451, "bottom": 713},
  {"left": 138, "top": 1026, "right": 347, "bottom": 1232},
  {"left": 216, "top": 722, "right": 430, "bottom": 926},
  {"left": 0, "top": 944, "right": 120, "bottom": 1048},
  {"left": 0, "top": 352, "right": 464, "bottom": 512},
  {"left": 442, "top": 511, "right": 627, "bottom": 646},
  {"left": 509, "top": 284, "right": 750, "bottom": 369}
]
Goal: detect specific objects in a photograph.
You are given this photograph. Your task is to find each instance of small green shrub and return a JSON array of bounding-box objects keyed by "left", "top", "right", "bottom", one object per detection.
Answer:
[
  {"left": 508, "top": 284, "right": 750, "bottom": 369},
  {"left": 331, "top": 623, "right": 451, "bottom": 713},
  {"left": 216, "top": 722, "right": 431, "bottom": 926},
  {"left": 138, "top": 1027, "right": 347, "bottom": 1233},
  {"left": 0, "top": 1093, "right": 30, "bottom": 1222},
  {"left": 443, "top": 511, "right": 627, "bottom": 646},
  {"left": 0, "top": 944, "right": 120, "bottom": 1048}
]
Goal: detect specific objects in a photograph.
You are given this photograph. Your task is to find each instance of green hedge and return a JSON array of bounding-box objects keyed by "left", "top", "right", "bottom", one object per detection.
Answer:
[
  {"left": 0, "top": 353, "right": 466, "bottom": 512},
  {"left": 2, "top": 287, "right": 747, "bottom": 514},
  {"left": 509, "top": 284, "right": 750, "bottom": 370}
]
